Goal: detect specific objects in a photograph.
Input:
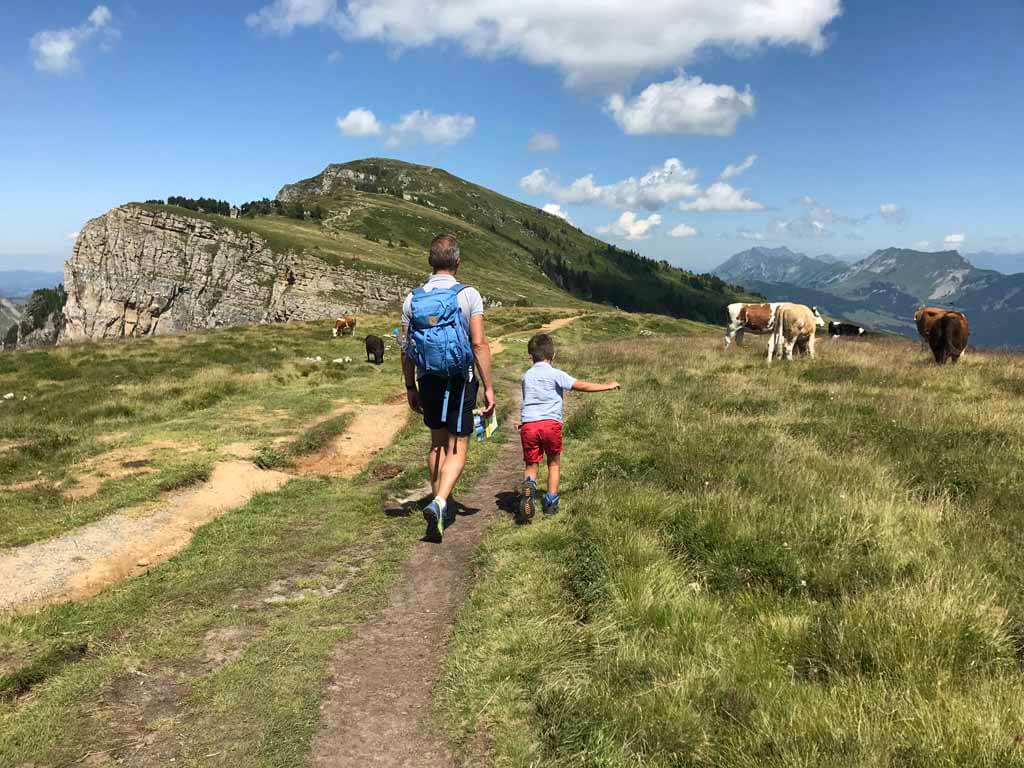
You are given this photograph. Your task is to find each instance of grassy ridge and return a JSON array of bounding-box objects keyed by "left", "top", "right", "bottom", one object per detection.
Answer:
[{"left": 442, "top": 335, "right": 1024, "bottom": 766}]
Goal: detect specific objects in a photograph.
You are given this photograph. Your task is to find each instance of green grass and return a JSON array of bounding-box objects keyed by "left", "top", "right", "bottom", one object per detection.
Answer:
[
  {"left": 0, "top": 316, "right": 414, "bottom": 547},
  {"left": 441, "top": 334, "right": 1024, "bottom": 767},
  {"left": 0, "top": 307, "right": 555, "bottom": 766}
]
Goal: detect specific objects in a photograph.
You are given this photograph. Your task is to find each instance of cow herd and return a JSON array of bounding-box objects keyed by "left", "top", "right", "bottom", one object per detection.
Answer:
[
  {"left": 331, "top": 314, "right": 387, "bottom": 365},
  {"left": 725, "top": 302, "right": 971, "bottom": 365}
]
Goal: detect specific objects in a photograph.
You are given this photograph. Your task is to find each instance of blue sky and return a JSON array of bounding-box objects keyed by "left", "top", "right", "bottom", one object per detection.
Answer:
[{"left": 2, "top": 0, "right": 1023, "bottom": 273}]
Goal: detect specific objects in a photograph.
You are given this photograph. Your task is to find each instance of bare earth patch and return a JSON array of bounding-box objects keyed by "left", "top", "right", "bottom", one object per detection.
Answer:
[
  {"left": 296, "top": 404, "right": 408, "bottom": 478},
  {"left": 0, "top": 460, "right": 290, "bottom": 613},
  {"left": 64, "top": 441, "right": 200, "bottom": 501}
]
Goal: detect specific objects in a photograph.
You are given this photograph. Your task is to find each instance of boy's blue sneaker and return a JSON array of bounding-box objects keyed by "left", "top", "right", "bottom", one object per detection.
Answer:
[
  {"left": 517, "top": 480, "right": 537, "bottom": 524},
  {"left": 542, "top": 493, "right": 561, "bottom": 517},
  {"left": 423, "top": 500, "right": 443, "bottom": 542}
]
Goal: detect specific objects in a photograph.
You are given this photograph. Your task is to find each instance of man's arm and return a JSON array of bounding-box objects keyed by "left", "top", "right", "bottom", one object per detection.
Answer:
[
  {"left": 571, "top": 379, "right": 620, "bottom": 393},
  {"left": 469, "top": 314, "right": 496, "bottom": 418},
  {"left": 400, "top": 323, "right": 422, "bottom": 413}
]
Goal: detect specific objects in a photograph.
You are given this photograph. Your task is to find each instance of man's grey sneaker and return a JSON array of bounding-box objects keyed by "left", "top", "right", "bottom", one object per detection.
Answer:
[
  {"left": 518, "top": 480, "right": 536, "bottom": 524},
  {"left": 423, "top": 500, "right": 443, "bottom": 542},
  {"left": 542, "top": 494, "right": 560, "bottom": 517}
]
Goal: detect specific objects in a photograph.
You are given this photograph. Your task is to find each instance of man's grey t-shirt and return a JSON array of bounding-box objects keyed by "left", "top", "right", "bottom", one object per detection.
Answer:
[
  {"left": 400, "top": 274, "right": 484, "bottom": 380},
  {"left": 520, "top": 361, "right": 577, "bottom": 424}
]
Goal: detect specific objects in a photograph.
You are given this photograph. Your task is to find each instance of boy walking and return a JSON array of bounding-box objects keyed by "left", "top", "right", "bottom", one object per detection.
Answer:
[{"left": 518, "top": 333, "right": 618, "bottom": 522}]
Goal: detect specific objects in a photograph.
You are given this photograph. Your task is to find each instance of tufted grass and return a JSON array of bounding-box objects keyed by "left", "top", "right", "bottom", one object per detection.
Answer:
[{"left": 441, "top": 333, "right": 1024, "bottom": 767}]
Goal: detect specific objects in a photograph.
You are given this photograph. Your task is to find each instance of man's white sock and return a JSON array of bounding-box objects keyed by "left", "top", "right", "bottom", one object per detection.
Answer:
[{"left": 433, "top": 496, "right": 447, "bottom": 514}]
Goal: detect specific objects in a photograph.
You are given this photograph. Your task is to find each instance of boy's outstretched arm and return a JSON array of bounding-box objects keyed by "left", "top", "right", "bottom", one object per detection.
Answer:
[{"left": 572, "top": 379, "right": 620, "bottom": 393}]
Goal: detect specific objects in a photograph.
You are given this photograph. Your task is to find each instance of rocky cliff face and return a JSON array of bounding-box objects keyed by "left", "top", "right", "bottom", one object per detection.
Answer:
[{"left": 62, "top": 206, "right": 413, "bottom": 343}]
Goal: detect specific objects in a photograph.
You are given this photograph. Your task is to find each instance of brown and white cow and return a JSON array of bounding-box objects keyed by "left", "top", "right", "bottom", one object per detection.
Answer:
[
  {"left": 724, "top": 302, "right": 782, "bottom": 349},
  {"left": 333, "top": 314, "right": 357, "bottom": 338},
  {"left": 767, "top": 303, "right": 826, "bottom": 364},
  {"left": 915, "top": 306, "right": 969, "bottom": 364}
]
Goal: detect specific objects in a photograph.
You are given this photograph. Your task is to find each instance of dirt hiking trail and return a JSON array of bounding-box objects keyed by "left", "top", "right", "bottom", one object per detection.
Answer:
[
  {"left": 312, "top": 437, "right": 523, "bottom": 768},
  {"left": 296, "top": 403, "right": 408, "bottom": 478},
  {"left": 0, "top": 461, "right": 290, "bottom": 613},
  {"left": 0, "top": 401, "right": 410, "bottom": 614},
  {"left": 489, "top": 311, "right": 585, "bottom": 356}
]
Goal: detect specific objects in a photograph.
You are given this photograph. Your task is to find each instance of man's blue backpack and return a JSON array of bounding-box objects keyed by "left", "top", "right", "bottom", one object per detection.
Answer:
[{"left": 408, "top": 284, "right": 475, "bottom": 377}]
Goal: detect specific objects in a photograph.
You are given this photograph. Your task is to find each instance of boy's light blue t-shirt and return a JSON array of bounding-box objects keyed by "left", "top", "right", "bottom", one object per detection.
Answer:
[{"left": 520, "top": 361, "right": 577, "bottom": 423}]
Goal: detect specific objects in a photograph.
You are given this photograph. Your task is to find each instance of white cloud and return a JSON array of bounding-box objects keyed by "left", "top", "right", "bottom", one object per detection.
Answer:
[
  {"left": 669, "top": 224, "right": 698, "bottom": 239},
  {"left": 337, "top": 108, "right": 475, "bottom": 146},
  {"left": 542, "top": 203, "right": 573, "bottom": 225},
  {"left": 879, "top": 202, "right": 907, "bottom": 225},
  {"left": 679, "top": 182, "right": 763, "bottom": 212},
  {"left": 737, "top": 229, "right": 771, "bottom": 241},
  {"left": 606, "top": 72, "right": 755, "bottom": 136},
  {"left": 944, "top": 233, "right": 966, "bottom": 247},
  {"left": 337, "top": 108, "right": 382, "bottom": 137},
  {"left": 528, "top": 132, "right": 559, "bottom": 152},
  {"left": 720, "top": 154, "right": 758, "bottom": 181},
  {"left": 88, "top": 6, "right": 112, "bottom": 27},
  {"left": 327, "top": 49, "right": 343, "bottom": 64},
  {"left": 31, "top": 5, "right": 117, "bottom": 74},
  {"left": 331, "top": 1, "right": 841, "bottom": 86},
  {"left": 66, "top": 231, "right": 80, "bottom": 241},
  {"left": 246, "top": 0, "right": 340, "bottom": 34},
  {"left": 913, "top": 240, "right": 932, "bottom": 250},
  {"left": 386, "top": 109, "right": 475, "bottom": 147},
  {"left": 520, "top": 169, "right": 555, "bottom": 196},
  {"left": 519, "top": 158, "right": 699, "bottom": 211},
  {"left": 598, "top": 212, "right": 662, "bottom": 241}
]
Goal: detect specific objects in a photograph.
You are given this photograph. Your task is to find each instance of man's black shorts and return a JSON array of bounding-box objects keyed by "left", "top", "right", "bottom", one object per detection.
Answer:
[{"left": 418, "top": 374, "right": 479, "bottom": 436}]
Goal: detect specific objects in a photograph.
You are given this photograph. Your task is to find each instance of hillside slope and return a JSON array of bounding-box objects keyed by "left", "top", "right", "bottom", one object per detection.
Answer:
[
  {"left": 274, "top": 159, "right": 750, "bottom": 321},
  {"left": 61, "top": 159, "right": 750, "bottom": 342}
]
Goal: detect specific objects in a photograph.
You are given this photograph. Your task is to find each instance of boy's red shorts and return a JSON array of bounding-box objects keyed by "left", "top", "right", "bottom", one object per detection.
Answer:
[{"left": 520, "top": 419, "right": 563, "bottom": 463}]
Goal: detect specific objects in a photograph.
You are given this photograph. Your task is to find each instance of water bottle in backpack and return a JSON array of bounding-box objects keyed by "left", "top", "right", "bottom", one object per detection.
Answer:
[{"left": 408, "top": 284, "right": 475, "bottom": 377}]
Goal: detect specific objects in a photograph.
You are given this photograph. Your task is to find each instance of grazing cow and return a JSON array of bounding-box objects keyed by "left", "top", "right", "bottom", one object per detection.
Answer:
[
  {"left": 767, "top": 303, "right": 826, "bottom": 364},
  {"left": 365, "top": 334, "right": 385, "bottom": 365},
  {"left": 829, "top": 321, "right": 866, "bottom": 338},
  {"left": 333, "top": 314, "right": 357, "bottom": 338},
  {"left": 724, "top": 302, "right": 781, "bottom": 349},
  {"left": 915, "top": 307, "right": 969, "bottom": 364}
]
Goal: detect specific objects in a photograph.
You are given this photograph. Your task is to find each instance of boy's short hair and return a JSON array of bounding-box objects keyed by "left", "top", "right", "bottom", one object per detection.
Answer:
[{"left": 528, "top": 333, "right": 555, "bottom": 362}]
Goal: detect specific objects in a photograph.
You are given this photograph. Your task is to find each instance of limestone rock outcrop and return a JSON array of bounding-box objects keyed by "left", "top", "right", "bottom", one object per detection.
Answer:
[{"left": 61, "top": 206, "right": 412, "bottom": 343}]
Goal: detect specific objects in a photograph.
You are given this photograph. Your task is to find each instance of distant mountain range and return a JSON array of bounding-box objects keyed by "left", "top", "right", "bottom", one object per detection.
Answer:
[
  {"left": 0, "top": 270, "right": 64, "bottom": 299},
  {"left": 713, "top": 246, "right": 1024, "bottom": 347}
]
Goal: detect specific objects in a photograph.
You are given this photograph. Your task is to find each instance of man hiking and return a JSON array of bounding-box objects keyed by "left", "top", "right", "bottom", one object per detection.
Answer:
[{"left": 401, "top": 234, "right": 496, "bottom": 543}]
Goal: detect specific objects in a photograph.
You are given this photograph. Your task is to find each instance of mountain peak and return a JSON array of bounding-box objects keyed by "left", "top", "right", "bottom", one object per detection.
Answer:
[{"left": 713, "top": 246, "right": 844, "bottom": 287}]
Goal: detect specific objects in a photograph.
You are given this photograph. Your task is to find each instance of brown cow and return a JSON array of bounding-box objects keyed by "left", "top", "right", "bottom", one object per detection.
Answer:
[
  {"left": 724, "top": 302, "right": 782, "bottom": 348},
  {"left": 767, "top": 302, "right": 826, "bottom": 364},
  {"left": 915, "top": 306, "right": 969, "bottom": 364},
  {"left": 333, "top": 314, "right": 357, "bottom": 338}
]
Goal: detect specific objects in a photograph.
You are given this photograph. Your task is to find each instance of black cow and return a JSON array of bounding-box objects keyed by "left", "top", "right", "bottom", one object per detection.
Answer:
[
  {"left": 365, "top": 335, "right": 385, "bottom": 365},
  {"left": 829, "top": 321, "right": 865, "bottom": 338}
]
